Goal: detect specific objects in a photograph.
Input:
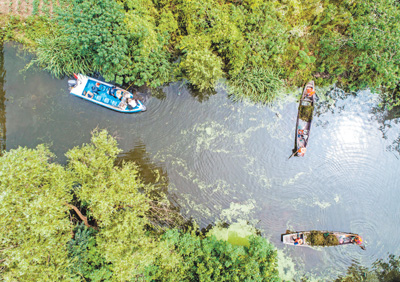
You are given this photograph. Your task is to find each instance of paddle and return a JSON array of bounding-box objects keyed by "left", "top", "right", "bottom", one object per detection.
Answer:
[
  {"left": 288, "top": 150, "right": 298, "bottom": 160},
  {"left": 124, "top": 80, "right": 137, "bottom": 94}
]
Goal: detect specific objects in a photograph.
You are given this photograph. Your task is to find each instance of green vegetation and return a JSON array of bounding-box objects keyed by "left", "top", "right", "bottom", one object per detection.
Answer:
[
  {"left": 305, "top": 231, "right": 339, "bottom": 246},
  {"left": 146, "top": 229, "right": 280, "bottom": 281},
  {"left": 299, "top": 105, "right": 314, "bottom": 122},
  {"left": 335, "top": 254, "right": 400, "bottom": 282},
  {"left": 0, "top": 130, "right": 280, "bottom": 281},
  {"left": 2, "top": 0, "right": 400, "bottom": 106}
]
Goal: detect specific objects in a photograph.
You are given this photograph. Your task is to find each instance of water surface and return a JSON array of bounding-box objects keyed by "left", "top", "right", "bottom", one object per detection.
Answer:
[{"left": 2, "top": 42, "right": 400, "bottom": 280}]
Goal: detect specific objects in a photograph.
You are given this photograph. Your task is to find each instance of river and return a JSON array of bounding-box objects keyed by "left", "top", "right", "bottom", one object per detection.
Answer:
[{"left": 2, "top": 42, "right": 400, "bottom": 281}]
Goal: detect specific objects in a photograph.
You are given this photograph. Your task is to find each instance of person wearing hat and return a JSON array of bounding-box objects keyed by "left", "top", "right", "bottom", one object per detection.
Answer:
[
  {"left": 92, "top": 82, "right": 101, "bottom": 95},
  {"left": 294, "top": 238, "right": 303, "bottom": 245},
  {"left": 108, "top": 86, "right": 117, "bottom": 98},
  {"left": 353, "top": 236, "right": 363, "bottom": 245},
  {"left": 306, "top": 87, "right": 315, "bottom": 97}
]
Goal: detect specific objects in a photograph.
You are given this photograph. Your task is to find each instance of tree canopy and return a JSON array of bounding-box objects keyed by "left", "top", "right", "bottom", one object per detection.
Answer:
[{"left": 0, "top": 130, "right": 280, "bottom": 281}]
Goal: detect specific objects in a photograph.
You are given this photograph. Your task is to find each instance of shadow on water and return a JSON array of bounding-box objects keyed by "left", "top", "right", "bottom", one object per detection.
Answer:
[
  {"left": 115, "top": 141, "right": 169, "bottom": 191},
  {"left": 0, "top": 41, "right": 6, "bottom": 154},
  {"left": 333, "top": 254, "right": 400, "bottom": 282},
  {"left": 374, "top": 104, "right": 400, "bottom": 158},
  {"left": 177, "top": 80, "right": 217, "bottom": 103}
]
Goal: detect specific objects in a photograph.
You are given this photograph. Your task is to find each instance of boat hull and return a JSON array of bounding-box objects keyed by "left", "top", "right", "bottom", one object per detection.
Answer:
[
  {"left": 281, "top": 231, "right": 360, "bottom": 247},
  {"left": 69, "top": 74, "right": 146, "bottom": 113},
  {"left": 293, "top": 81, "right": 315, "bottom": 156}
]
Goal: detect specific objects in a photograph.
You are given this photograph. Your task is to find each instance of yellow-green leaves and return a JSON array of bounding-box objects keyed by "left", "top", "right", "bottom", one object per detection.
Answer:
[
  {"left": 0, "top": 145, "right": 73, "bottom": 281},
  {"left": 180, "top": 49, "right": 224, "bottom": 91}
]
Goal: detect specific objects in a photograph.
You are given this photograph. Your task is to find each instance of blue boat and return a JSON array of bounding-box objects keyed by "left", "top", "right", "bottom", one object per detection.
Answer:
[{"left": 69, "top": 74, "right": 146, "bottom": 113}]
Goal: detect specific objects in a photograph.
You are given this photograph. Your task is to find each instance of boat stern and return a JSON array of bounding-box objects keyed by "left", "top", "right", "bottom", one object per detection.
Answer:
[{"left": 70, "top": 74, "right": 88, "bottom": 96}]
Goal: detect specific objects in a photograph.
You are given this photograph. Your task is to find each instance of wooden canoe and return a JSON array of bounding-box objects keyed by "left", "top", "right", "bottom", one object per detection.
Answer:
[
  {"left": 281, "top": 230, "right": 365, "bottom": 249},
  {"left": 293, "top": 81, "right": 315, "bottom": 157}
]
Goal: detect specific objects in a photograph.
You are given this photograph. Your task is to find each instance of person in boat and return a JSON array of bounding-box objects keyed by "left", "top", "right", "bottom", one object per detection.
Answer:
[
  {"left": 352, "top": 236, "right": 363, "bottom": 245},
  {"left": 83, "top": 91, "right": 94, "bottom": 98},
  {"left": 115, "top": 90, "right": 123, "bottom": 100},
  {"left": 294, "top": 238, "right": 303, "bottom": 245},
  {"left": 297, "top": 147, "right": 306, "bottom": 156},
  {"left": 298, "top": 126, "right": 309, "bottom": 138},
  {"left": 108, "top": 86, "right": 117, "bottom": 98},
  {"left": 306, "top": 87, "right": 315, "bottom": 98},
  {"left": 127, "top": 98, "right": 138, "bottom": 109},
  {"left": 92, "top": 82, "right": 101, "bottom": 94},
  {"left": 119, "top": 94, "right": 130, "bottom": 109}
]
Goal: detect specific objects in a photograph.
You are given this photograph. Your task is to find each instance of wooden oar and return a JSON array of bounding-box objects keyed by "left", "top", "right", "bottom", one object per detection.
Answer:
[
  {"left": 124, "top": 80, "right": 137, "bottom": 93},
  {"left": 288, "top": 150, "right": 298, "bottom": 160}
]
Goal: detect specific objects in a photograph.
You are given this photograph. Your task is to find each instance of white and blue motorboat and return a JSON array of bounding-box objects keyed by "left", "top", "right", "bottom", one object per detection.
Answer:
[{"left": 68, "top": 73, "right": 146, "bottom": 113}]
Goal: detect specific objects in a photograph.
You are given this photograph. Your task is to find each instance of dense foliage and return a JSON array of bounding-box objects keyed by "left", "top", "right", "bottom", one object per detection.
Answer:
[
  {"left": 145, "top": 229, "right": 280, "bottom": 281},
  {"left": 2, "top": 0, "right": 400, "bottom": 106},
  {"left": 0, "top": 145, "right": 72, "bottom": 281},
  {"left": 0, "top": 130, "right": 280, "bottom": 281},
  {"left": 335, "top": 254, "right": 400, "bottom": 282}
]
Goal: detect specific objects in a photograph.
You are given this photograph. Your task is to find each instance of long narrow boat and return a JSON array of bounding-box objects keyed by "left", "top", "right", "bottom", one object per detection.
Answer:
[
  {"left": 281, "top": 230, "right": 365, "bottom": 249},
  {"left": 68, "top": 74, "right": 146, "bottom": 113},
  {"left": 293, "top": 81, "right": 315, "bottom": 157}
]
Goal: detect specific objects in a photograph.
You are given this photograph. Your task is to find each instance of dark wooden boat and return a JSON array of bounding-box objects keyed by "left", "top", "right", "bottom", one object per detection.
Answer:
[
  {"left": 293, "top": 81, "right": 315, "bottom": 157},
  {"left": 281, "top": 230, "right": 365, "bottom": 249}
]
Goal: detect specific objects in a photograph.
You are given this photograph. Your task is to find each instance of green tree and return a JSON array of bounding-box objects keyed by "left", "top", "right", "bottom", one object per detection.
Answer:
[
  {"left": 0, "top": 130, "right": 179, "bottom": 281},
  {"left": 0, "top": 145, "right": 73, "bottom": 281},
  {"left": 35, "top": 0, "right": 129, "bottom": 84},
  {"left": 180, "top": 48, "right": 224, "bottom": 91},
  {"left": 65, "top": 130, "right": 180, "bottom": 281},
  {"left": 67, "top": 225, "right": 113, "bottom": 281}
]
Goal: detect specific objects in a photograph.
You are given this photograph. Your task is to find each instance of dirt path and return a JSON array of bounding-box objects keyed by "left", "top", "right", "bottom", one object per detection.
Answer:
[{"left": 0, "top": 0, "right": 57, "bottom": 18}]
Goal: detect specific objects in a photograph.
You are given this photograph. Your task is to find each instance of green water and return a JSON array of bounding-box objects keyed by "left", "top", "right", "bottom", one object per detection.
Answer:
[{"left": 2, "top": 42, "right": 400, "bottom": 280}]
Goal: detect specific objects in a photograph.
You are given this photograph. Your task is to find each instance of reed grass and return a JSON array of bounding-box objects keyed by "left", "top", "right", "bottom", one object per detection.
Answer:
[
  {"left": 228, "top": 67, "right": 284, "bottom": 104},
  {"left": 32, "top": 36, "right": 92, "bottom": 78}
]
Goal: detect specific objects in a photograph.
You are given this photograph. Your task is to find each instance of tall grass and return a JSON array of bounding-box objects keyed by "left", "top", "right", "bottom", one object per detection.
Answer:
[
  {"left": 228, "top": 67, "right": 285, "bottom": 104},
  {"left": 32, "top": 36, "right": 92, "bottom": 77}
]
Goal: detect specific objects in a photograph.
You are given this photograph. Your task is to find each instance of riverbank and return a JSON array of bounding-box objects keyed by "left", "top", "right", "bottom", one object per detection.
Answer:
[{"left": 2, "top": 0, "right": 400, "bottom": 109}]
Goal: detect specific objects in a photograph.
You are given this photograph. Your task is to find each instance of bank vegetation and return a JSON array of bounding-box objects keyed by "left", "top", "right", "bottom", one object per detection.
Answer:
[{"left": 1, "top": 0, "right": 400, "bottom": 106}]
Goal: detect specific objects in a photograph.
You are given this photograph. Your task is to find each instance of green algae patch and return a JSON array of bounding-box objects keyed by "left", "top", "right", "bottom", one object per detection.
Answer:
[
  {"left": 208, "top": 220, "right": 257, "bottom": 247},
  {"left": 306, "top": 231, "right": 339, "bottom": 246}
]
